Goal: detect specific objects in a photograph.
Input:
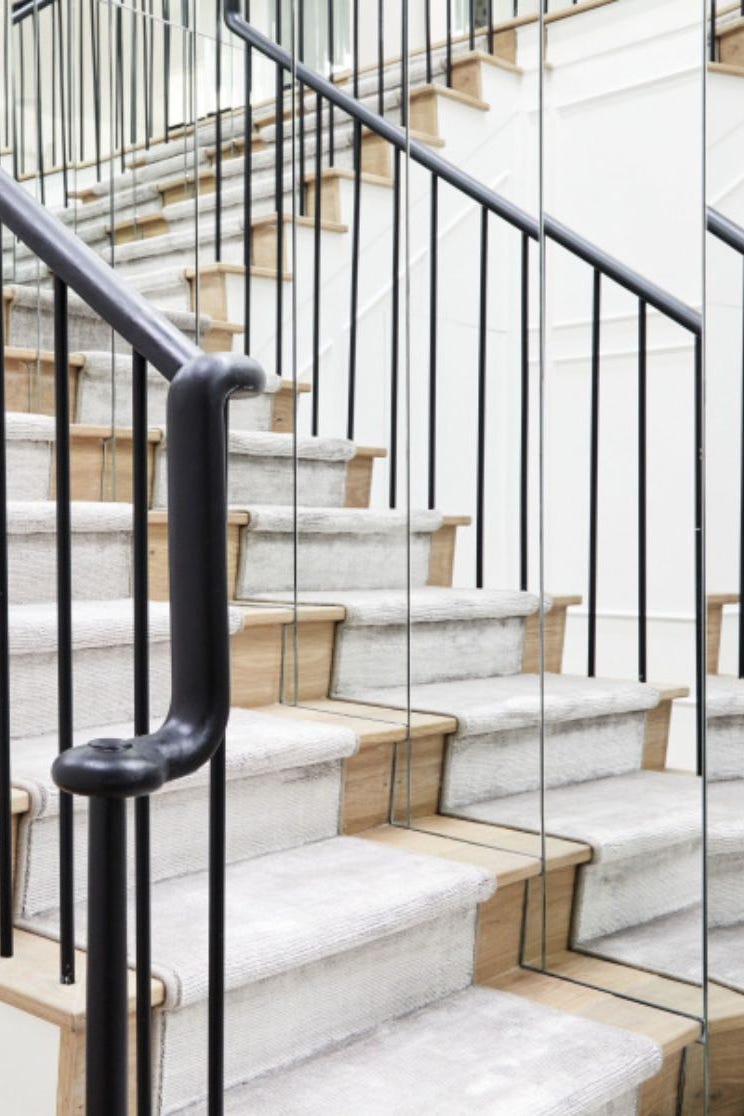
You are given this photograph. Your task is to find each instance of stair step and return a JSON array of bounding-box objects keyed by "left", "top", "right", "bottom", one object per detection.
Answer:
[
  {"left": 701, "top": 674, "right": 744, "bottom": 780},
  {"left": 5, "top": 599, "right": 243, "bottom": 738},
  {"left": 345, "top": 672, "right": 660, "bottom": 803},
  {"left": 26, "top": 836, "right": 494, "bottom": 1113},
  {"left": 235, "top": 507, "right": 448, "bottom": 594},
  {"left": 458, "top": 770, "right": 709, "bottom": 942},
  {"left": 153, "top": 432, "right": 379, "bottom": 510},
  {"left": 13, "top": 707, "right": 358, "bottom": 921},
  {"left": 252, "top": 587, "right": 541, "bottom": 689},
  {"left": 5, "top": 501, "right": 134, "bottom": 604},
  {"left": 212, "top": 985, "right": 661, "bottom": 1116}
]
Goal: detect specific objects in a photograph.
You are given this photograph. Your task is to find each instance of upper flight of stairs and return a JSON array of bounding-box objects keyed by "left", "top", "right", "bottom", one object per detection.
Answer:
[{"left": 2, "top": 1, "right": 741, "bottom": 1112}]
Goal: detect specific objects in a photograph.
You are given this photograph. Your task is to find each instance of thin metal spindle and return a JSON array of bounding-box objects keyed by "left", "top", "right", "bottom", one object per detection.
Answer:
[
  {"left": 275, "top": 0, "right": 284, "bottom": 377},
  {"left": 90, "top": 0, "right": 101, "bottom": 179},
  {"left": 428, "top": 174, "right": 438, "bottom": 510},
  {"left": 164, "top": 0, "right": 171, "bottom": 141},
  {"left": 519, "top": 232, "right": 529, "bottom": 591},
  {"left": 446, "top": 0, "right": 452, "bottom": 87},
  {"left": 130, "top": 0, "right": 139, "bottom": 147},
  {"left": 476, "top": 207, "right": 488, "bottom": 588},
  {"left": 215, "top": 0, "right": 223, "bottom": 261},
  {"left": 141, "top": 0, "right": 151, "bottom": 148},
  {"left": 424, "top": 0, "right": 432, "bottom": 83},
  {"left": 298, "top": 0, "right": 306, "bottom": 216},
  {"left": 0, "top": 224, "right": 12, "bottom": 957},
  {"left": 133, "top": 350, "right": 152, "bottom": 1115},
  {"left": 587, "top": 268, "right": 601, "bottom": 677},
  {"left": 32, "top": 0, "right": 44, "bottom": 204},
  {"left": 389, "top": 147, "right": 401, "bottom": 508},
  {"left": 116, "top": 5, "right": 125, "bottom": 172},
  {"left": 352, "top": 0, "right": 359, "bottom": 98},
  {"left": 347, "top": 120, "right": 362, "bottom": 440},
  {"left": 739, "top": 264, "right": 744, "bottom": 679},
  {"left": 468, "top": 0, "right": 475, "bottom": 50},
  {"left": 208, "top": 738, "right": 227, "bottom": 1116},
  {"left": 487, "top": 0, "right": 493, "bottom": 55},
  {"left": 87, "top": 797, "right": 128, "bottom": 1116},
  {"left": 56, "top": 0, "right": 68, "bottom": 204},
  {"left": 694, "top": 334, "right": 705, "bottom": 777},
  {"left": 243, "top": 3, "right": 253, "bottom": 354},
  {"left": 311, "top": 91, "right": 322, "bottom": 435},
  {"left": 377, "top": 0, "right": 384, "bottom": 115},
  {"left": 327, "top": 0, "right": 334, "bottom": 164},
  {"left": 710, "top": 0, "right": 717, "bottom": 63},
  {"left": 638, "top": 299, "right": 647, "bottom": 682},
  {"left": 54, "top": 275, "right": 75, "bottom": 985}
]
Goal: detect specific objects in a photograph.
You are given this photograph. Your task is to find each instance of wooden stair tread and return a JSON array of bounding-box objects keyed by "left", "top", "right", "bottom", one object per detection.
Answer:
[
  {"left": 0, "top": 930, "right": 164, "bottom": 1030},
  {"left": 450, "top": 49, "right": 522, "bottom": 76},
  {"left": 410, "top": 82, "right": 490, "bottom": 113},
  {"left": 708, "top": 592, "right": 740, "bottom": 606},
  {"left": 708, "top": 61, "right": 744, "bottom": 77},
  {"left": 2, "top": 347, "right": 86, "bottom": 368},
  {"left": 236, "top": 601, "right": 346, "bottom": 625},
  {"left": 260, "top": 698, "right": 457, "bottom": 742},
  {"left": 414, "top": 814, "right": 591, "bottom": 871},
  {"left": 493, "top": 963, "right": 700, "bottom": 1058}
]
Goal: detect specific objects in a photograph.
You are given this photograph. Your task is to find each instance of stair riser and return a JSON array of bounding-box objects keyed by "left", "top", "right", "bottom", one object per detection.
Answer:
[
  {"left": 17, "top": 760, "right": 344, "bottom": 920},
  {"left": 236, "top": 531, "right": 433, "bottom": 594},
  {"left": 153, "top": 449, "right": 350, "bottom": 509},
  {"left": 9, "top": 641, "right": 171, "bottom": 739},
  {"left": 158, "top": 907, "right": 478, "bottom": 1115},
  {"left": 574, "top": 839, "right": 701, "bottom": 943},
  {"left": 442, "top": 712, "right": 648, "bottom": 809},
  {"left": 331, "top": 617, "right": 527, "bottom": 693},
  {"left": 7, "top": 530, "right": 133, "bottom": 604},
  {"left": 707, "top": 717, "right": 744, "bottom": 781},
  {"left": 709, "top": 852, "right": 744, "bottom": 929}
]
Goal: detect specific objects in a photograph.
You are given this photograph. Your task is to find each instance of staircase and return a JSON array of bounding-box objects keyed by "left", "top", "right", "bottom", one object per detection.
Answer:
[{"left": 0, "top": 1, "right": 740, "bottom": 1114}]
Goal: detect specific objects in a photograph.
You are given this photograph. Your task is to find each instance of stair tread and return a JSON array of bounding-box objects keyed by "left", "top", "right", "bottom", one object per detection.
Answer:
[
  {"left": 4, "top": 413, "right": 56, "bottom": 441},
  {"left": 252, "top": 586, "right": 542, "bottom": 625},
  {"left": 5, "top": 500, "right": 133, "bottom": 533},
  {"left": 11, "top": 706, "right": 359, "bottom": 818},
  {"left": 701, "top": 673, "right": 744, "bottom": 717},
  {"left": 212, "top": 985, "right": 661, "bottom": 1116},
  {"left": 225, "top": 430, "right": 355, "bottom": 461},
  {"left": 458, "top": 770, "right": 709, "bottom": 862},
  {"left": 7, "top": 598, "right": 243, "bottom": 652},
  {"left": 242, "top": 506, "right": 443, "bottom": 534},
  {"left": 25, "top": 836, "right": 494, "bottom": 1010},
  {"left": 344, "top": 672, "right": 660, "bottom": 735}
]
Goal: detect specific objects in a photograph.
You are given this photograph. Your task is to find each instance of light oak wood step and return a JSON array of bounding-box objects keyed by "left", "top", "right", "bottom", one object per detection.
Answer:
[
  {"left": 305, "top": 167, "right": 394, "bottom": 225},
  {"left": 449, "top": 49, "right": 522, "bottom": 102},
  {"left": 409, "top": 82, "right": 489, "bottom": 138},
  {"left": 708, "top": 592, "right": 740, "bottom": 674},
  {"left": 1, "top": 347, "right": 84, "bottom": 418}
]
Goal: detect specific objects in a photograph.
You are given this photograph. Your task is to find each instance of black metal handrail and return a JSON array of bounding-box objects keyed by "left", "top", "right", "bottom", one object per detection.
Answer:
[
  {"left": 0, "top": 165, "right": 264, "bottom": 1116},
  {"left": 708, "top": 204, "right": 744, "bottom": 680}
]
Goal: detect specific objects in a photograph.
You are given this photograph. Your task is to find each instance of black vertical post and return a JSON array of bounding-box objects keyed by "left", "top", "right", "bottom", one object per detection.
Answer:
[
  {"left": 327, "top": 0, "right": 335, "bottom": 164},
  {"left": 243, "top": 3, "right": 253, "bottom": 355},
  {"left": 378, "top": 0, "right": 385, "bottom": 115},
  {"left": 208, "top": 737, "right": 227, "bottom": 1116},
  {"left": 54, "top": 276, "right": 75, "bottom": 986},
  {"left": 740, "top": 265, "right": 744, "bottom": 679},
  {"left": 133, "top": 351, "right": 152, "bottom": 1116},
  {"left": 0, "top": 225, "right": 12, "bottom": 958},
  {"left": 638, "top": 300, "right": 647, "bottom": 683},
  {"left": 389, "top": 147, "right": 400, "bottom": 508},
  {"left": 299, "top": 0, "right": 306, "bottom": 216},
  {"left": 86, "top": 796, "right": 129, "bottom": 1116},
  {"left": 215, "top": 0, "right": 223, "bottom": 261},
  {"left": 347, "top": 120, "right": 362, "bottom": 440},
  {"left": 90, "top": 0, "right": 101, "bottom": 178},
  {"left": 275, "top": 0, "right": 284, "bottom": 377},
  {"left": 488, "top": 0, "right": 494, "bottom": 55},
  {"left": 32, "top": 0, "right": 45, "bottom": 204},
  {"left": 164, "top": 0, "right": 171, "bottom": 141},
  {"left": 694, "top": 334, "right": 705, "bottom": 777},
  {"left": 587, "top": 268, "right": 601, "bottom": 677},
  {"left": 446, "top": 0, "right": 452, "bottom": 87},
  {"left": 710, "top": 0, "right": 717, "bottom": 63},
  {"left": 428, "top": 174, "right": 438, "bottom": 510},
  {"left": 520, "top": 232, "right": 529, "bottom": 592},
  {"left": 352, "top": 0, "right": 359, "bottom": 98},
  {"left": 468, "top": 0, "right": 475, "bottom": 50},
  {"left": 311, "top": 91, "right": 322, "bottom": 435},
  {"left": 476, "top": 207, "right": 488, "bottom": 588}
]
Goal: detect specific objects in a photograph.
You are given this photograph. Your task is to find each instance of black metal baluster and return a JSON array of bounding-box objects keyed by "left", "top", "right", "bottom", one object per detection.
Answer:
[
  {"left": 352, "top": 0, "right": 359, "bottom": 97},
  {"left": 116, "top": 4, "right": 125, "bottom": 172},
  {"left": 327, "top": 0, "right": 334, "bottom": 165},
  {"left": 299, "top": 0, "right": 306, "bottom": 216},
  {"left": 476, "top": 207, "right": 488, "bottom": 588},
  {"left": 428, "top": 174, "right": 438, "bottom": 510},
  {"left": 208, "top": 738, "right": 226, "bottom": 1116},
  {"left": 141, "top": 0, "right": 151, "bottom": 149},
  {"left": 0, "top": 224, "right": 12, "bottom": 958},
  {"left": 312, "top": 91, "right": 322, "bottom": 435},
  {"left": 243, "top": 1, "right": 253, "bottom": 355},
  {"left": 19, "top": 17, "right": 26, "bottom": 176},
  {"left": 711, "top": 0, "right": 717, "bottom": 63},
  {"left": 275, "top": 0, "right": 284, "bottom": 377},
  {"left": 148, "top": 0, "right": 155, "bottom": 143},
  {"left": 133, "top": 351, "right": 152, "bottom": 1116},
  {"left": 468, "top": 0, "right": 475, "bottom": 50},
  {"left": 56, "top": 0, "right": 69, "bottom": 204},
  {"left": 446, "top": 0, "right": 452, "bottom": 87},
  {"left": 520, "top": 231, "right": 529, "bottom": 591},
  {"left": 487, "top": 0, "right": 494, "bottom": 55},
  {"left": 78, "top": 0, "right": 84, "bottom": 161},
  {"left": 130, "top": 0, "right": 139, "bottom": 148},
  {"left": 694, "top": 334, "right": 705, "bottom": 776},
  {"left": 638, "top": 299, "right": 647, "bottom": 682},
  {"left": 424, "top": 0, "right": 432, "bottom": 83},
  {"left": 587, "top": 268, "right": 601, "bottom": 677},
  {"left": 164, "top": 0, "right": 171, "bottom": 141},
  {"left": 52, "top": 0, "right": 57, "bottom": 167},
  {"left": 215, "top": 0, "right": 223, "bottom": 261},
  {"left": 347, "top": 120, "right": 362, "bottom": 440},
  {"left": 87, "top": 796, "right": 128, "bottom": 1116},
  {"left": 54, "top": 275, "right": 75, "bottom": 985},
  {"left": 378, "top": 0, "right": 384, "bottom": 115},
  {"left": 32, "top": 0, "right": 44, "bottom": 204},
  {"left": 89, "top": 0, "right": 101, "bottom": 179},
  {"left": 389, "top": 147, "right": 400, "bottom": 508}
]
